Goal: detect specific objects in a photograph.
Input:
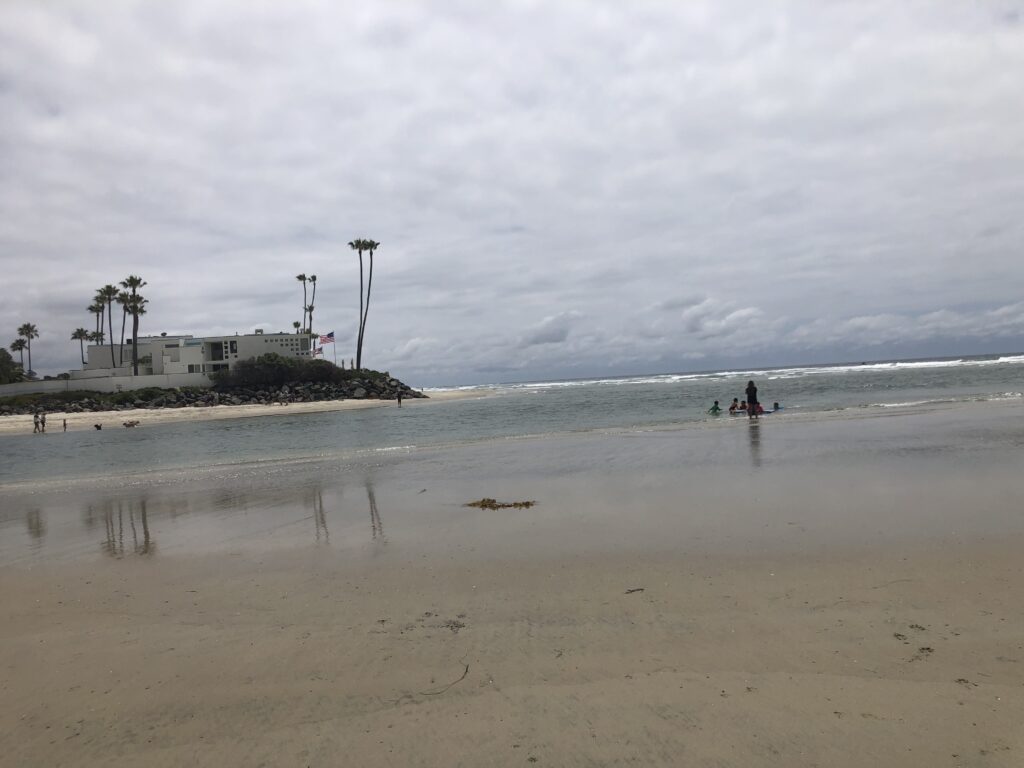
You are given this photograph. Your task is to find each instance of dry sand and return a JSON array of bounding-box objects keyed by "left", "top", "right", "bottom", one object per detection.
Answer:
[
  {"left": 0, "top": 387, "right": 487, "bottom": 435},
  {"left": 2, "top": 543, "right": 1022, "bottom": 767}
]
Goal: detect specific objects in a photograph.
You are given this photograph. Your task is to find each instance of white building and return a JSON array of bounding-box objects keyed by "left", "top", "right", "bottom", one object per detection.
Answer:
[
  {"left": 76, "top": 329, "right": 316, "bottom": 379},
  {"left": 0, "top": 329, "right": 323, "bottom": 397}
]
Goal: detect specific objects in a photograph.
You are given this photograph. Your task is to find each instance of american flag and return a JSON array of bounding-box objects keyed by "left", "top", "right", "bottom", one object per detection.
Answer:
[
  {"left": 319, "top": 331, "right": 335, "bottom": 344},
  {"left": 312, "top": 346, "right": 324, "bottom": 356}
]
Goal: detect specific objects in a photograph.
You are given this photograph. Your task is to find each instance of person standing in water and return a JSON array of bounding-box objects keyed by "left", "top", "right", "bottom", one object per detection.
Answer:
[
  {"left": 745, "top": 380, "right": 759, "bottom": 420},
  {"left": 707, "top": 400, "right": 721, "bottom": 415}
]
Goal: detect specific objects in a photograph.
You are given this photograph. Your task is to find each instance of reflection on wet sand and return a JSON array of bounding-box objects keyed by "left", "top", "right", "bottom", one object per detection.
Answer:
[
  {"left": 98, "top": 499, "right": 155, "bottom": 557},
  {"left": 368, "top": 482, "right": 385, "bottom": 543},
  {"left": 313, "top": 488, "right": 329, "bottom": 543},
  {"left": 25, "top": 509, "right": 45, "bottom": 544},
  {"left": 3, "top": 471, "right": 394, "bottom": 562},
  {"left": 748, "top": 422, "right": 762, "bottom": 468}
]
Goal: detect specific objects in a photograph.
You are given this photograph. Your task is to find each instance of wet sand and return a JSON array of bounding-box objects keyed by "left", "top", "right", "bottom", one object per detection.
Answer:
[
  {"left": 2, "top": 404, "right": 1024, "bottom": 766},
  {"left": 0, "top": 387, "right": 486, "bottom": 435}
]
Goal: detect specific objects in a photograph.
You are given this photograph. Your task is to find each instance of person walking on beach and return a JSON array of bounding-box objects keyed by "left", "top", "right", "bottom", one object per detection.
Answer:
[
  {"left": 32, "top": 412, "right": 40, "bottom": 433},
  {"left": 745, "top": 380, "right": 759, "bottom": 420},
  {"left": 63, "top": 418, "right": 67, "bottom": 432},
  {"left": 40, "top": 412, "right": 46, "bottom": 432}
]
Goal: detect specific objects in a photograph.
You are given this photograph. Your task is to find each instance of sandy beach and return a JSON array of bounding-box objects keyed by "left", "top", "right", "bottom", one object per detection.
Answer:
[
  {"left": 0, "top": 388, "right": 488, "bottom": 436},
  {"left": 2, "top": 403, "right": 1023, "bottom": 766}
]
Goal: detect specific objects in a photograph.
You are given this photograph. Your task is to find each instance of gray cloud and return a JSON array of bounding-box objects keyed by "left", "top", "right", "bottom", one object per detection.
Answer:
[{"left": 1, "top": 1, "right": 1023, "bottom": 385}]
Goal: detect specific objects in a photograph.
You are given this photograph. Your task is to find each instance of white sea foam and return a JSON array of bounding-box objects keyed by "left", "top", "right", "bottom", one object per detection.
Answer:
[{"left": 437, "top": 354, "right": 1024, "bottom": 393}]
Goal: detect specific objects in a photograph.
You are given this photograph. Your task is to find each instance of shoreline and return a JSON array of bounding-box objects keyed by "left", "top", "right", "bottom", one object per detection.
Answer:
[{"left": 0, "top": 387, "right": 491, "bottom": 435}]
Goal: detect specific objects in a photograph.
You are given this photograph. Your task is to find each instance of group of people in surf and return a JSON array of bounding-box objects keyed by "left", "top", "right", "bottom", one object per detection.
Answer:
[{"left": 706, "top": 380, "right": 782, "bottom": 419}]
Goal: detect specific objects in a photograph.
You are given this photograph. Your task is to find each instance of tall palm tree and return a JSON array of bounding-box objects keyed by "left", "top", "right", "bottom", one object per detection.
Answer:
[
  {"left": 93, "top": 291, "right": 108, "bottom": 338},
  {"left": 88, "top": 302, "right": 104, "bottom": 336},
  {"left": 97, "top": 285, "right": 119, "bottom": 367},
  {"left": 10, "top": 338, "right": 26, "bottom": 369},
  {"left": 348, "top": 238, "right": 381, "bottom": 370},
  {"left": 348, "top": 240, "right": 365, "bottom": 367},
  {"left": 293, "top": 321, "right": 301, "bottom": 334},
  {"left": 16, "top": 323, "right": 38, "bottom": 377},
  {"left": 71, "top": 328, "right": 90, "bottom": 365},
  {"left": 119, "top": 275, "right": 147, "bottom": 365},
  {"left": 296, "top": 274, "right": 308, "bottom": 332},
  {"left": 126, "top": 293, "right": 148, "bottom": 375},
  {"left": 116, "top": 291, "right": 130, "bottom": 364},
  {"left": 307, "top": 275, "right": 317, "bottom": 334}
]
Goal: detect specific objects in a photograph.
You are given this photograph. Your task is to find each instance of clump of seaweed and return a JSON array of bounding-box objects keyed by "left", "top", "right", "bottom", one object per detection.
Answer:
[{"left": 464, "top": 498, "right": 536, "bottom": 510}]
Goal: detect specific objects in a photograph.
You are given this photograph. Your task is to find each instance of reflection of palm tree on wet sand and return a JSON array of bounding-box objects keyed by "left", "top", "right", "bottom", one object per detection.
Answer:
[
  {"left": 25, "top": 509, "right": 46, "bottom": 543},
  {"left": 368, "top": 483, "right": 385, "bottom": 543},
  {"left": 101, "top": 499, "right": 155, "bottom": 557},
  {"left": 313, "top": 490, "right": 329, "bottom": 543}
]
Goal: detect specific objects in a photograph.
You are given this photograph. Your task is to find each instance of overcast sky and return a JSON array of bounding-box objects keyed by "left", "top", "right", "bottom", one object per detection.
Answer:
[{"left": 2, "top": 1, "right": 1023, "bottom": 385}]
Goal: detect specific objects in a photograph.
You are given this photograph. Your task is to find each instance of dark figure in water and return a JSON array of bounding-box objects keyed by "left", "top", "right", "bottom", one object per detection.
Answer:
[
  {"left": 397, "top": 391, "right": 403, "bottom": 408},
  {"left": 94, "top": 424, "right": 102, "bottom": 430},
  {"left": 746, "top": 380, "right": 759, "bottom": 419}
]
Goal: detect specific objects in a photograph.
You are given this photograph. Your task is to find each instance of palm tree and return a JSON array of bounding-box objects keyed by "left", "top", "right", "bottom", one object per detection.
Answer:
[
  {"left": 348, "top": 238, "right": 381, "bottom": 370},
  {"left": 10, "top": 338, "right": 26, "bottom": 369},
  {"left": 296, "top": 274, "right": 308, "bottom": 332},
  {"left": 71, "top": 328, "right": 90, "bottom": 365},
  {"left": 88, "top": 302, "right": 104, "bottom": 336},
  {"left": 119, "top": 275, "right": 147, "bottom": 364},
  {"left": 116, "top": 291, "right": 130, "bottom": 364},
  {"left": 89, "top": 331, "right": 105, "bottom": 345},
  {"left": 307, "top": 275, "right": 317, "bottom": 334},
  {"left": 126, "top": 293, "right": 148, "bottom": 375},
  {"left": 293, "top": 321, "right": 301, "bottom": 334},
  {"left": 97, "top": 285, "right": 119, "bottom": 367},
  {"left": 93, "top": 291, "right": 108, "bottom": 338},
  {"left": 16, "top": 323, "right": 38, "bottom": 377}
]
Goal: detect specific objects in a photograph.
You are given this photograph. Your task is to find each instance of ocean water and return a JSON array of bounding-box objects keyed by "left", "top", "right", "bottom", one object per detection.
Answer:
[{"left": 1, "top": 353, "right": 1022, "bottom": 487}]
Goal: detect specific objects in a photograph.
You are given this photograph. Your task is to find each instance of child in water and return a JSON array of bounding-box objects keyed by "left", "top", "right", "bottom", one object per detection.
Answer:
[{"left": 707, "top": 400, "right": 721, "bottom": 415}]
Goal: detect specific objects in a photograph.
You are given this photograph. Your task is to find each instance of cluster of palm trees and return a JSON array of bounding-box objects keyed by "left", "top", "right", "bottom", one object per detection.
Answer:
[
  {"left": 9, "top": 323, "right": 39, "bottom": 378},
  {"left": 294, "top": 239, "right": 381, "bottom": 370},
  {"left": 73, "top": 275, "right": 149, "bottom": 375},
  {"left": 295, "top": 273, "right": 318, "bottom": 335}
]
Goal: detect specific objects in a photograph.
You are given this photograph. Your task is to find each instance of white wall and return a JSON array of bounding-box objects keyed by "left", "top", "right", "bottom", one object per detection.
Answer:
[{"left": 0, "top": 372, "right": 212, "bottom": 397}]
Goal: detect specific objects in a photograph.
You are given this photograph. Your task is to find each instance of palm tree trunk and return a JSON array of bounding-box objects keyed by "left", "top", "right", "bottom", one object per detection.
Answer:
[
  {"left": 356, "top": 252, "right": 365, "bottom": 369},
  {"left": 107, "top": 302, "right": 116, "bottom": 367},
  {"left": 359, "top": 252, "right": 375, "bottom": 368},
  {"left": 119, "top": 307, "right": 127, "bottom": 364},
  {"left": 302, "top": 281, "right": 308, "bottom": 333},
  {"left": 309, "top": 282, "right": 317, "bottom": 334},
  {"left": 79, "top": 338, "right": 85, "bottom": 364},
  {"left": 26, "top": 340, "right": 32, "bottom": 375},
  {"left": 132, "top": 313, "right": 140, "bottom": 376}
]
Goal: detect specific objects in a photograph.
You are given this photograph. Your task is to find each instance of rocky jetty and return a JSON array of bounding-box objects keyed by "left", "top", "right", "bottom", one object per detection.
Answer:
[{"left": 0, "top": 376, "right": 424, "bottom": 416}]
